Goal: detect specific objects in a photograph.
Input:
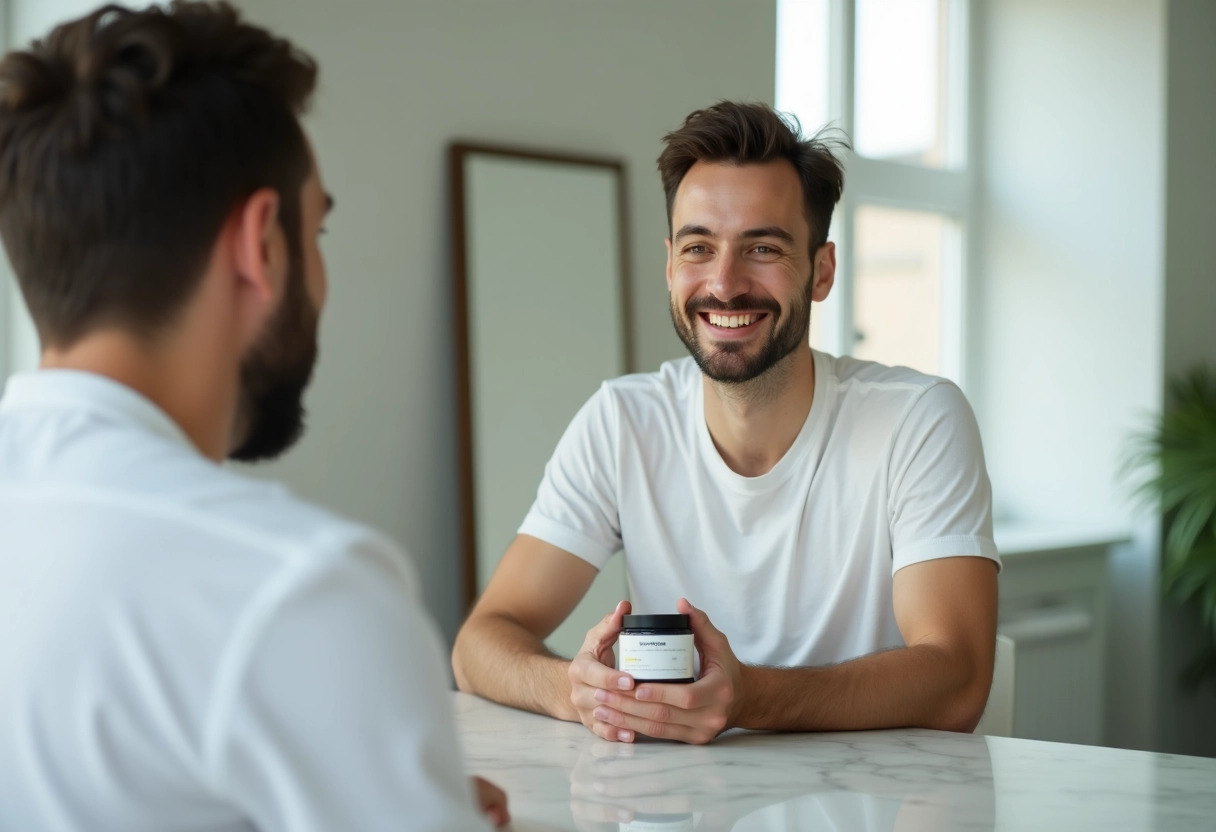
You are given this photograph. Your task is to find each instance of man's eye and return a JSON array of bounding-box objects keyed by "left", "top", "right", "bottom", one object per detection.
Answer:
[
  {"left": 753, "top": 245, "right": 777, "bottom": 254},
  {"left": 684, "top": 244, "right": 708, "bottom": 254}
]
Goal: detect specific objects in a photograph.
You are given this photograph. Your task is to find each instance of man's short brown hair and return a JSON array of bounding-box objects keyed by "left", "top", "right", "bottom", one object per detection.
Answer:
[
  {"left": 0, "top": 1, "right": 317, "bottom": 347},
  {"left": 657, "top": 101, "right": 846, "bottom": 252}
]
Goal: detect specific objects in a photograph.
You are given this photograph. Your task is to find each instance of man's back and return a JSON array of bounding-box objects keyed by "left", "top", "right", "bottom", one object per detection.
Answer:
[{"left": 0, "top": 370, "right": 488, "bottom": 831}]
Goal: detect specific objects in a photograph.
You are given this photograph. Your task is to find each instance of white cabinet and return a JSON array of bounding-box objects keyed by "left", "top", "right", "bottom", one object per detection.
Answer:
[{"left": 994, "top": 526, "right": 1120, "bottom": 746}]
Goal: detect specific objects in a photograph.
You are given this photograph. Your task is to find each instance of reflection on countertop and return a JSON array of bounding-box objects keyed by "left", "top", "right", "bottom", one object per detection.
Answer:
[{"left": 453, "top": 692, "right": 1216, "bottom": 831}]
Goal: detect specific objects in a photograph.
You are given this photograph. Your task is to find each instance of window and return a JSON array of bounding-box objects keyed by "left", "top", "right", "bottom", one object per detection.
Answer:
[
  {"left": 777, "top": 0, "right": 973, "bottom": 384},
  {"left": 854, "top": 0, "right": 954, "bottom": 168}
]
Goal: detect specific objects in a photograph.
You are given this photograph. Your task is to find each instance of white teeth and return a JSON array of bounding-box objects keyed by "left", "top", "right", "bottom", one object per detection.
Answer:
[{"left": 708, "top": 313, "right": 755, "bottom": 328}]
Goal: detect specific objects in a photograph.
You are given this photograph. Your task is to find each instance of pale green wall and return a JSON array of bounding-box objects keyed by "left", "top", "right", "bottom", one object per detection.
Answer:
[
  {"left": 229, "top": 0, "right": 777, "bottom": 641},
  {"left": 1158, "top": 0, "right": 1216, "bottom": 757},
  {"left": 976, "top": 0, "right": 1167, "bottom": 751}
]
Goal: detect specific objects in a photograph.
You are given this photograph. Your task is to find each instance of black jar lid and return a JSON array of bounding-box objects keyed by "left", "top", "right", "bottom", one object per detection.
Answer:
[{"left": 622, "top": 614, "right": 690, "bottom": 630}]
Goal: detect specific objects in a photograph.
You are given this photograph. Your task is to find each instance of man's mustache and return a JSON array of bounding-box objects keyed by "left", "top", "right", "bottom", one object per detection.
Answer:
[{"left": 684, "top": 295, "right": 781, "bottom": 315}]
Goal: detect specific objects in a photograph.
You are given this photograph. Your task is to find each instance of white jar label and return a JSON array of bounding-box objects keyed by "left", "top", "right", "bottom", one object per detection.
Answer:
[{"left": 617, "top": 633, "right": 695, "bottom": 680}]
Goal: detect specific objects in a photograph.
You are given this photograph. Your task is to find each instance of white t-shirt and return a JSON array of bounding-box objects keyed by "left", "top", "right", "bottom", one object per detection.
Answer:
[
  {"left": 520, "top": 351, "right": 999, "bottom": 667},
  {"left": 0, "top": 370, "right": 489, "bottom": 832}
]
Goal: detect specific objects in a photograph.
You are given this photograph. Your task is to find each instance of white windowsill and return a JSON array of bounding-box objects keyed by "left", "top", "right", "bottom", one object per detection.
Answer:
[{"left": 993, "top": 521, "right": 1132, "bottom": 558}]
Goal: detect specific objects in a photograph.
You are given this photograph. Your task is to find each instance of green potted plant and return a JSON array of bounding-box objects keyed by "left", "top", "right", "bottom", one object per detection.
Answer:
[{"left": 1126, "top": 365, "right": 1216, "bottom": 688}]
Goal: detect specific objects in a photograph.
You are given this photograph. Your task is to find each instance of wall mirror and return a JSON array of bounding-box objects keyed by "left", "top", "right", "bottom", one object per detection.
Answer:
[{"left": 450, "top": 143, "right": 631, "bottom": 657}]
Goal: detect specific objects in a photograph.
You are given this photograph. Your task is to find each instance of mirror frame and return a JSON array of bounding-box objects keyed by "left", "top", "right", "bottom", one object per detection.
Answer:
[{"left": 449, "top": 142, "right": 633, "bottom": 609}]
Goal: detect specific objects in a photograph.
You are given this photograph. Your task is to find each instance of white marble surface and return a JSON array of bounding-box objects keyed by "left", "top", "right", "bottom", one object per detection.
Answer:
[{"left": 454, "top": 693, "right": 1216, "bottom": 831}]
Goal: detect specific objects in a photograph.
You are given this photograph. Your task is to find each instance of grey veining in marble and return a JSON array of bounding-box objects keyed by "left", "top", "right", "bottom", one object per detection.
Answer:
[{"left": 453, "top": 693, "right": 1216, "bottom": 831}]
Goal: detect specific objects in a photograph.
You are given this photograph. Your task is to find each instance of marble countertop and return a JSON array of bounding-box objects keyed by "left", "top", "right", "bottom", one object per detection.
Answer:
[{"left": 454, "top": 693, "right": 1216, "bottom": 831}]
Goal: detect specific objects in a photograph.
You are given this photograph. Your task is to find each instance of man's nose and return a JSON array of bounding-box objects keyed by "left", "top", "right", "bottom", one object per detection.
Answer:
[{"left": 705, "top": 250, "right": 749, "bottom": 302}]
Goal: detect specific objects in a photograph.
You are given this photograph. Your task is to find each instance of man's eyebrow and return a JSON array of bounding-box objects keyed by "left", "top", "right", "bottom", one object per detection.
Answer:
[
  {"left": 741, "top": 226, "right": 795, "bottom": 244},
  {"left": 674, "top": 224, "right": 714, "bottom": 242}
]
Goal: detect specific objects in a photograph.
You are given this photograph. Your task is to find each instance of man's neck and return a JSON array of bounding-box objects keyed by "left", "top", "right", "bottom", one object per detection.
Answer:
[
  {"left": 40, "top": 328, "right": 238, "bottom": 462},
  {"left": 701, "top": 346, "right": 816, "bottom": 477}
]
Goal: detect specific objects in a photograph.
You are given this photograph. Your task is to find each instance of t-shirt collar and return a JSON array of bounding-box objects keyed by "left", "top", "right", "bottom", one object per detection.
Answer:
[
  {"left": 695, "top": 349, "right": 833, "bottom": 495},
  {"left": 0, "top": 369, "right": 195, "bottom": 450}
]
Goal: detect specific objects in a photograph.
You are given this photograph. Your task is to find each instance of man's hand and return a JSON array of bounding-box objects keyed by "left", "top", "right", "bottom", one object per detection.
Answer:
[
  {"left": 567, "top": 600, "right": 638, "bottom": 742},
  {"left": 589, "top": 598, "right": 742, "bottom": 745},
  {"left": 472, "top": 776, "right": 510, "bottom": 828}
]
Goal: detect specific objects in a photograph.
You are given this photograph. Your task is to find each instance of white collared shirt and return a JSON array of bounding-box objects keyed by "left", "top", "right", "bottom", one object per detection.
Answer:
[{"left": 0, "top": 370, "right": 489, "bottom": 832}]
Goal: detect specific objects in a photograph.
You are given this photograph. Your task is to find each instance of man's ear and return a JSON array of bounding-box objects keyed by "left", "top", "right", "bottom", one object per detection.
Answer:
[
  {"left": 811, "top": 241, "right": 836, "bottom": 302},
  {"left": 230, "top": 188, "right": 285, "bottom": 303}
]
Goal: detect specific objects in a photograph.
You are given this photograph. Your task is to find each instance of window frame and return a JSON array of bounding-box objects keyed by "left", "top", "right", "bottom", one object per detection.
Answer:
[{"left": 781, "top": 0, "right": 980, "bottom": 390}]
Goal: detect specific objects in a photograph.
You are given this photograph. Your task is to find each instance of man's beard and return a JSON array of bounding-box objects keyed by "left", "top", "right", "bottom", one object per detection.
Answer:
[
  {"left": 228, "top": 255, "right": 319, "bottom": 463},
  {"left": 670, "top": 272, "right": 813, "bottom": 384}
]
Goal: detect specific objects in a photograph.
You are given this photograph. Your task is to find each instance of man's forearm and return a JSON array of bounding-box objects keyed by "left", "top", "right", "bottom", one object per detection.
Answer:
[
  {"left": 736, "top": 642, "right": 990, "bottom": 734},
  {"left": 452, "top": 612, "right": 577, "bottom": 721}
]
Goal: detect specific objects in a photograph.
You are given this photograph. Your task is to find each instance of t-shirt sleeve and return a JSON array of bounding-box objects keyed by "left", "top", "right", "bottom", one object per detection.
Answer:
[
  {"left": 517, "top": 383, "right": 622, "bottom": 569},
  {"left": 204, "top": 531, "right": 491, "bottom": 832},
  {"left": 887, "top": 381, "right": 1000, "bottom": 574}
]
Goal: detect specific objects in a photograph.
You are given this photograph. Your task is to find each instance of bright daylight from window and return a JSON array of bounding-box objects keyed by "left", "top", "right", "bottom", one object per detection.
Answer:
[{"left": 777, "top": 0, "right": 967, "bottom": 381}]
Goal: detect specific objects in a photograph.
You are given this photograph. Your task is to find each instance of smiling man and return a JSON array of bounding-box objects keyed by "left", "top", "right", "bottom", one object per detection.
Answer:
[{"left": 453, "top": 101, "right": 1000, "bottom": 745}]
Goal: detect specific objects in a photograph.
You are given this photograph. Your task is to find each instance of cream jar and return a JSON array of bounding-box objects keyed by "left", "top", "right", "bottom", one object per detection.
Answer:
[{"left": 617, "top": 614, "right": 695, "bottom": 683}]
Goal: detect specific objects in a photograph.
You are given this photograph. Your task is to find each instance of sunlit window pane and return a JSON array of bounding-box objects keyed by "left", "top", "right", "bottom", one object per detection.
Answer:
[
  {"left": 853, "top": 205, "right": 955, "bottom": 374},
  {"left": 855, "top": 0, "right": 951, "bottom": 167},
  {"left": 777, "top": 0, "right": 834, "bottom": 353},
  {"left": 776, "top": 0, "right": 831, "bottom": 133}
]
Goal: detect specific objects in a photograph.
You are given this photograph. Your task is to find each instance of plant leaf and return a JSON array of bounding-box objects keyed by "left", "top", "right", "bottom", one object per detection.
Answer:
[
  {"left": 1163, "top": 551, "right": 1216, "bottom": 602},
  {"left": 1123, "top": 363, "right": 1216, "bottom": 689}
]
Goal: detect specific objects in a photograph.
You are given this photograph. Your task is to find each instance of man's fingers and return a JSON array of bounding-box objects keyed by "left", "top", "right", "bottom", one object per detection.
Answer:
[
  {"left": 576, "top": 602, "right": 737, "bottom": 746},
  {"left": 635, "top": 670, "right": 733, "bottom": 708},
  {"left": 569, "top": 606, "right": 638, "bottom": 745},
  {"left": 571, "top": 652, "right": 634, "bottom": 692},
  {"left": 672, "top": 598, "right": 742, "bottom": 732},
  {"left": 570, "top": 677, "right": 633, "bottom": 712},
  {"left": 593, "top": 689, "right": 702, "bottom": 727},
  {"left": 677, "top": 597, "right": 725, "bottom": 645},
  {"left": 592, "top": 701, "right": 699, "bottom": 734},
  {"left": 589, "top": 719, "right": 634, "bottom": 743},
  {"left": 593, "top": 704, "right": 721, "bottom": 745},
  {"left": 571, "top": 599, "right": 635, "bottom": 696},
  {"left": 581, "top": 599, "right": 632, "bottom": 653},
  {"left": 631, "top": 679, "right": 704, "bottom": 709},
  {"left": 596, "top": 598, "right": 631, "bottom": 629}
]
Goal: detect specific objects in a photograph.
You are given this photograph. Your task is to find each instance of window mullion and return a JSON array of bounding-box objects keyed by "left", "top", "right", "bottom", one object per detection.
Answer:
[
  {"left": 847, "top": 157, "right": 968, "bottom": 215},
  {"left": 828, "top": 0, "right": 856, "bottom": 358}
]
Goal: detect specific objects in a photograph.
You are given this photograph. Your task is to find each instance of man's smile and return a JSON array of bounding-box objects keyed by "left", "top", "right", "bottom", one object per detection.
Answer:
[{"left": 699, "top": 310, "right": 769, "bottom": 339}]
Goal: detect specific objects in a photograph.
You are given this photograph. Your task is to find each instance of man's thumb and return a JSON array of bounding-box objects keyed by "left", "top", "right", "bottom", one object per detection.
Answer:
[{"left": 678, "top": 597, "right": 725, "bottom": 645}]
